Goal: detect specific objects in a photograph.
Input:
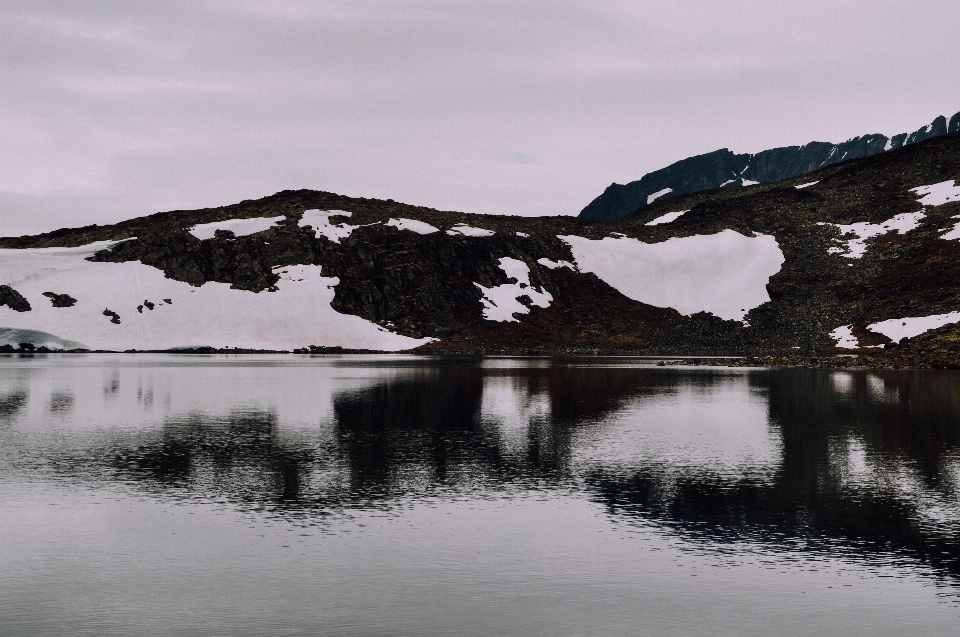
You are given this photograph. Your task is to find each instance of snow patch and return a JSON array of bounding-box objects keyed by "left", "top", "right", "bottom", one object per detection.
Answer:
[
  {"left": 299, "top": 210, "right": 362, "bottom": 243},
  {"left": 795, "top": 181, "right": 819, "bottom": 189},
  {"left": 447, "top": 224, "right": 495, "bottom": 237},
  {"left": 385, "top": 218, "right": 439, "bottom": 234},
  {"left": 516, "top": 232, "right": 529, "bottom": 238},
  {"left": 720, "top": 179, "right": 736, "bottom": 187},
  {"left": 645, "top": 210, "right": 689, "bottom": 226},
  {"left": 868, "top": 312, "right": 960, "bottom": 342},
  {"left": 0, "top": 243, "right": 433, "bottom": 351},
  {"left": 498, "top": 257, "right": 531, "bottom": 283},
  {"left": 0, "top": 328, "right": 86, "bottom": 350},
  {"left": 911, "top": 180, "right": 960, "bottom": 206},
  {"left": 189, "top": 216, "right": 285, "bottom": 240},
  {"left": 560, "top": 230, "right": 784, "bottom": 321},
  {"left": 536, "top": 258, "right": 576, "bottom": 270},
  {"left": 830, "top": 325, "right": 859, "bottom": 349},
  {"left": 821, "top": 212, "right": 925, "bottom": 258},
  {"left": 647, "top": 188, "right": 672, "bottom": 205},
  {"left": 741, "top": 179, "right": 759, "bottom": 186},
  {"left": 475, "top": 258, "right": 552, "bottom": 322},
  {"left": 940, "top": 218, "right": 960, "bottom": 240}
]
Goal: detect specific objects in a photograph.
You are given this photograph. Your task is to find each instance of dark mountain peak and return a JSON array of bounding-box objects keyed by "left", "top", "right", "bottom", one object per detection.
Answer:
[
  {"left": 580, "top": 148, "right": 750, "bottom": 223},
  {"left": 580, "top": 110, "right": 960, "bottom": 222}
]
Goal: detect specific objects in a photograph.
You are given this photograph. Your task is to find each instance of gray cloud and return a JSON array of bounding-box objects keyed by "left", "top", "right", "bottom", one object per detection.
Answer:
[
  {"left": 2, "top": 0, "right": 960, "bottom": 235},
  {"left": 493, "top": 151, "right": 541, "bottom": 165}
]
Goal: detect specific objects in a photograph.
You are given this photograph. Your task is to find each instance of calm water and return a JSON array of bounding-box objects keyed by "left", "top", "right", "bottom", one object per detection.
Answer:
[{"left": 1, "top": 355, "right": 960, "bottom": 636}]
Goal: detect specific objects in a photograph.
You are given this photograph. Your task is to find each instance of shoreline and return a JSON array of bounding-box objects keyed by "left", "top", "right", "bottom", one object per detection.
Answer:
[{"left": 1, "top": 347, "right": 958, "bottom": 369}]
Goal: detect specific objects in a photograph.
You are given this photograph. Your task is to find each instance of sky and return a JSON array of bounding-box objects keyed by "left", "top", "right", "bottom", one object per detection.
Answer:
[{"left": 2, "top": 0, "right": 960, "bottom": 236}]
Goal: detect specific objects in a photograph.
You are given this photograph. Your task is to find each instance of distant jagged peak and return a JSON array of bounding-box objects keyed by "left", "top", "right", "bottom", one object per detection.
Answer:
[{"left": 579, "top": 110, "right": 960, "bottom": 222}]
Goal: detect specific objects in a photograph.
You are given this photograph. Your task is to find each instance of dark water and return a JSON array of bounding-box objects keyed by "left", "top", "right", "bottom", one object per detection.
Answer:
[{"left": 1, "top": 355, "right": 960, "bottom": 636}]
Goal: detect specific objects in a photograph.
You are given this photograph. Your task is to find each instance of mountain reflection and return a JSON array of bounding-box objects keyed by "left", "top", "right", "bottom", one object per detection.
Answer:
[
  {"left": 109, "top": 410, "right": 317, "bottom": 504},
  {"left": 0, "top": 387, "right": 28, "bottom": 426},
  {"left": 2, "top": 358, "right": 960, "bottom": 582},
  {"left": 589, "top": 369, "right": 960, "bottom": 579}
]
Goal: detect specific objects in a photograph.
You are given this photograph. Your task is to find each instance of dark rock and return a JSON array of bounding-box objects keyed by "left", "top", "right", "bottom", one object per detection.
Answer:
[
  {"left": 0, "top": 285, "right": 31, "bottom": 312},
  {"left": 42, "top": 291, "right": 77, "bottom": 308}
]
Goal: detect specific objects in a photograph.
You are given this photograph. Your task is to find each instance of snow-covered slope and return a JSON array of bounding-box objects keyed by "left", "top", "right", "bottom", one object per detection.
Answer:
[
  {"left": 821, "top": 212, "right": 926, "bottom": 258},
  {"left": 190, "top": 216, "right": 284, "bottom": 240},
  {"left": 561, "top": 230, "right": 784, "bottom": 321},
  {"left": 475, "top": 258, "right": 552, "bottom": 322},
  {"left": 0, "top": 241, "right": 431, "bottom": 351},
  {"left": 298, "top": 209, "right": 361, "bottom": 242},
  {"left": 1, "top": 126, "right": 959, "bottom": 360}
]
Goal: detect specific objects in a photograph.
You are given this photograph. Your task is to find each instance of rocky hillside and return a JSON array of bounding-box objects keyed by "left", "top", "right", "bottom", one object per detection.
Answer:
[
  {"left": 580, "top": 111, "right": 960, "bottom": 222},
  {"left": 1, "top": 130, "right": 960, "bottom": 364}
]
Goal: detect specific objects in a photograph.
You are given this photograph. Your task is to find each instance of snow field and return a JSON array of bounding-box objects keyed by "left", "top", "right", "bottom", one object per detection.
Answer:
[
  {"left": 193, "top": 211, "right": 451, "bottom": 244},
  {"left": 868, "top": 312, "right": 960, "bottom": 342},
  {"left": 909, "top": 180, "right": 960, "bottom": 239},
  {"left": 385, "top": 218, "right": 439, "bottom": 234},
  {"left": 447, "top": 224, "right": 495, "bottom": 237},
  {"left": 821, "top": 212, "right": 926, "bottom": 258},
  {"left": 474, "top": 257, "right": 552, "bottom": 322},
  {"left": 298, "top": 210, "right": 361, "bottom": 242},
  {"left": 817, "top": 181, "right": 959, "bottom": 255},
  {"left": 189, "top": 216, "right": 285, "bottom": 240},
  {"left": 830, "top": 326, "right": 859, "bottom": 349},
  {"left": 536, "top": 258, "right": 575, "bottom": 270},
  {"left": 645, "top": 210, "right": 689, "bottom": 226},
  {"left": 911, "top": 180, "right": 960, "bottom": 206},
  {"left": 795, "top": 181, "right": 819, "bottom": 189},
  {"left": 0, "top": 327, "right": 85, "bottom": 350},
  {"left": 0, "top": 242, "right": 433, "bottom": 351},
  {"left": 560, "top": 230, "right": 785, "bottom": 321},
  {"left": 940, "top": 219, "right": 960, "bottom": 240}
]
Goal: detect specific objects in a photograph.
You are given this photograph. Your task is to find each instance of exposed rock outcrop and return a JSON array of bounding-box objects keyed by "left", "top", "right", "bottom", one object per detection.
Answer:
[
  {"left": 0, "top": 285, "right": 31, "bottom": 312},
  {"left": 42, "top": 292, "right": 77, "bottom": 308}
]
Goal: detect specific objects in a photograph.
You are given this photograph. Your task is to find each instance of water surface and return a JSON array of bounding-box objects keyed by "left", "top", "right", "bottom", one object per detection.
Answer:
[{"left": 1, "top": 355, "right": 959, "bottom": 636}]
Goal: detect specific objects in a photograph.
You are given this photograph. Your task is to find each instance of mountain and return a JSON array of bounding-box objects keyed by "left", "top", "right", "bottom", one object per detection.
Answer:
[
  {"left": 1, "top": 130, "right": 960, "bottom": 366},
  {"left": 580, "top": 111, "right": 960, "bottom": 222}
]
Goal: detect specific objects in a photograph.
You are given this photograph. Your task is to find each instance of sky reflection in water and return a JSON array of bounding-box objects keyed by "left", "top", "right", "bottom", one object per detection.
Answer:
[{"left": 1, "top": 355, "right": 960, "bottom": 636}]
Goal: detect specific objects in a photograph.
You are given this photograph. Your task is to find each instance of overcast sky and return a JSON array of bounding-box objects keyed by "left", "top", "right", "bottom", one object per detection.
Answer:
[{"left": 2, "top": 0, "right": 960, "bottom": 236}]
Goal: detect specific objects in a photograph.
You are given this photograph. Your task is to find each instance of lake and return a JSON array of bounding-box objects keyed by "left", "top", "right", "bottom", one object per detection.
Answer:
[{"left": 1, "top": 354, "right": 959, "bottom": 636}]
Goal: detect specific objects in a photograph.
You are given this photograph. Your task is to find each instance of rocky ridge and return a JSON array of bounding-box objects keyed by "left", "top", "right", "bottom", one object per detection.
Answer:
[
  {"left": 580, "top": 111, "right": 960, "bottom": 222},
  {"left": 0, "top": 129, "right": 959, "bottom": 365}
]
